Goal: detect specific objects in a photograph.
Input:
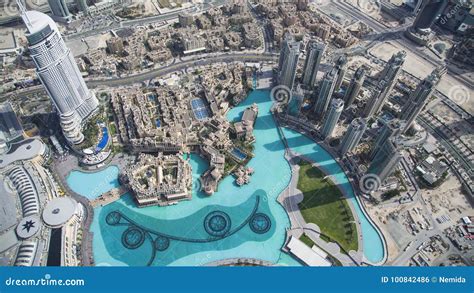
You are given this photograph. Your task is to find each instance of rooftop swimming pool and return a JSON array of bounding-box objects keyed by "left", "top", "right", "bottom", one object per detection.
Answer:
[
  {"left": 68, "top": 90, "right": 385, "bottom": 266},
  {"left": 95, "top": 127, "right": 109, "bottom": 153},
  {"left": 231, "top": 148, "right": 247, "bottom": 161}
]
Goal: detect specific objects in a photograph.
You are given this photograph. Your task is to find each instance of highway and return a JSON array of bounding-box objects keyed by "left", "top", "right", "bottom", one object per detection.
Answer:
[
  {"left": 0, "top": 52, "right": 278, "bottom": 100},
  {"left": 88, "top": 53, "right": 277, "bottom": 87}
]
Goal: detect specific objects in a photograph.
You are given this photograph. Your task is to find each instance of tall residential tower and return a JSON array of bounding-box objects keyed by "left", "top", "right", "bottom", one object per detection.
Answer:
[
  {"left": 278, "top": 33, "right": 300, "bottom": 90},
  {"left": 18, "top": 1, "right": 99, "bottom": 145},
  {"left": 405, "top": 0, "right": 448, "bottom": 45},
  {"left": 302, "top": 40, "right": 325, "bottom": 89},
  {"left": 344, "top": 66, "right": 366, "bottom": 108},
  {"left": 363, "top": 51, "right": 406, "bottom": 118},
  {"left": 321, "top": 98, "right": 344, "bottom": 139},
  {"left": 314, "top": 68, "right": 338, "bottom": 117},
  {"left": 47, "top": 0, "right": 71, "bottom": 22},
  {"left": 401, "top": 67, "right": 446, "bottom": 132},
  {"left": 368, "top": 137, "right": 403, "bottom": 184},
  {"left": 340, "top": 117, "right": 367, "bottom": 155},
  {"left": 334, "top": 55, "right": 348, "bottom": 93},
  {"left": 370, "top": 119, "right": 405, "bottom": 160}
]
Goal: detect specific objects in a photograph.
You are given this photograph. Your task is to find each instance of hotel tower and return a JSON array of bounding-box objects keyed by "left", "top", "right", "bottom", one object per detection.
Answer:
[{"left": 17, "top": 1, "right": 98, "bottom": 145}]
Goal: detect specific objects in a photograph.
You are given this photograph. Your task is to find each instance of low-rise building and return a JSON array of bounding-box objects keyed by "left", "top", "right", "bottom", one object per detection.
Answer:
[{"left": 126, "top": 153, "right": 192, "bottom": 207}]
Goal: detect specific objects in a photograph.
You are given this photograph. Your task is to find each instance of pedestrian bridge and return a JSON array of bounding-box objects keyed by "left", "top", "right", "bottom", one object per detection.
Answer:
[{"left": 90, "top": 186, "right": 129, "bottom": 208}]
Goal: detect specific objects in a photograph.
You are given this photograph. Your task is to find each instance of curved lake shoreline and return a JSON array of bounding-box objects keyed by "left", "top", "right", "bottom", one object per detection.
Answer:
[{"left": 66, "top": 90, "right": 385, "bottom": 265}]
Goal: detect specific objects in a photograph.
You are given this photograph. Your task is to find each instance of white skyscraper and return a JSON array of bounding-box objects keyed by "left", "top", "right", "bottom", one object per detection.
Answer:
[
  {"left": 314, "top": 68, "right": 337, "bottom": 117},
  {"left": 302, "top": 40, "right": 325, "bottom": 89},
  {"left": 321, "top": 98, "right": 344, "bottom": 139},
  {"left": 278, "top": 33, "right": 300, "bottom": 90},
  {"left": 340, "top": 117, "right": 367, "bottom": 155},
  {"left": 401, "top": 67, "right": 445, "bottom": 132},
  {"left": 17, "top": 1, "right": 98, "bottom": 145},
  {"left": 363, "top": 51, "right": 406, "bottom": 118}
]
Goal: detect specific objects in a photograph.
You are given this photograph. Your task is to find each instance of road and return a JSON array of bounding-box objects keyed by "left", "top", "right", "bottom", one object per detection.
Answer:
[
  {"left": 88, "top": 53, "right": 277, "bottom": 87},
  {"left": 0, "top": 52, "right": 277, "bottom": 100}
]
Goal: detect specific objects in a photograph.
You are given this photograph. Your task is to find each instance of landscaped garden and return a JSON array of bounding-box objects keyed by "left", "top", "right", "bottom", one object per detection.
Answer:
[{"left": 297, "top": 160, "right": 358, "bottom": 253}]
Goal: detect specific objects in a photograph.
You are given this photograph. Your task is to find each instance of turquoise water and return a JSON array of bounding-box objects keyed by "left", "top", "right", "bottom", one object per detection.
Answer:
[
  {"left": 69, "top": 90, "right": 384, "bottom": 265},
  {"left": 67, "top": 166, "right": 120, "bottom": 200}
]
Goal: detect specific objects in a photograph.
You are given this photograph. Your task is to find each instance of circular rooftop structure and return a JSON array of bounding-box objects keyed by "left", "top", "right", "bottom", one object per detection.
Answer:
[
  {"left": 16, "top": 215, "right": 41, "bottom": 239},
  {"left": 42, "top": 197, "right": 78, "bottom": 228}
]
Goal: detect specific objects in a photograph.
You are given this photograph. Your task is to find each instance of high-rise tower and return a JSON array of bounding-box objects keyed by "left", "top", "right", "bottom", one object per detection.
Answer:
[
  {"left": 287, "top": 85, "right": 304, "bottom": 117},
  {"left": 344, "top": 66, "right": 366, "bottom": 108},
  {"left": 278, "top": 33, "right": 300, "bottom": 90},
  {"left": 412, "top": 0, "right": 446, "bottom": 31},
  {"left": 405, "top": 0, "right": 447, "bottom": 45},
  {"left": 302, "top": 40, "right": 325, "bottom": 89},
  {"left": 47, "top": 0, "right": 71, "bottom": 22},
  {"left": 340, "top": 117, "right": 367, "bottom": 155},
  {"left": 321, "top": 98, "right": 344, "bottom": 139},
  {"left": 368, "top": 137, "right": 403, "bottom": 184},
  {"left": 75, "top": 0, "right": 89, "bottom": 13},
  {"left": 370, "top": 119, "right": 405, "bottom": 160},
  {"left": 314, "top": 68, "right": 338, "bottom": 117},
  {"left": 334, "top": 55, "right": 348, "bottom": 93},
  {"left": 17, "top": 1, "right": 99, "bottom": 145},
  {"left": 363, "top": 51, "right": 406, "bottom": 118},
  {"left": 401, "top": 67, "right": 445, "bottom": 132}
]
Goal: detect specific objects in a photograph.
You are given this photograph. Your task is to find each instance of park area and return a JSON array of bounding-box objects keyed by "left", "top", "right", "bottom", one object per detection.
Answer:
[{"left": 297, "top": 161, "right": 358, "bottom": 253}]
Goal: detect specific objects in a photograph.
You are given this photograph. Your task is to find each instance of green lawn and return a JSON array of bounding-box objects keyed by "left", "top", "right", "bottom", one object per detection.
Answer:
[
  {"left": 299, "top": 233, "right": 315, "bottom": 247},
  {"left": 297, "top": 161, "right": 358, "bottom": 252}
]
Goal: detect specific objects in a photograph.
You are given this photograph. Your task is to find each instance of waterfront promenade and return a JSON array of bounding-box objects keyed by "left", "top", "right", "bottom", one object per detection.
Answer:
[
  {"left": 277, "top": 150, "right": 363, "bottom": 266},
  {"left": 276, "top": 114, "right": 388, "bottom": 265}
]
